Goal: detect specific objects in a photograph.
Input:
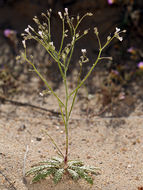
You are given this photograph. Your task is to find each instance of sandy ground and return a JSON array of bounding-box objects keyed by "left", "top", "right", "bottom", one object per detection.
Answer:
[
  {"left": 0, "top": 77, "right": 143, "bottom": 190},
  {"left": 0, "top": 1, "right": 143, "bottom": 190}
]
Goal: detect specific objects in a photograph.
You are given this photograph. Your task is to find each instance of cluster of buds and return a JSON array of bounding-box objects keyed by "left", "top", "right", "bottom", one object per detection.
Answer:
[
  {"left": 22, "top": 9, "right": 55, "bottom": 52},
  {"left": 79, "top": 49, "right": 89, "bottom": 66},
  {"left": 21, "top": 25, "right": 34, "bottom": 49},
  {"left": 114, "top": 27, "right": 126, "bottom": 41},
  {"left": 103, "top": 27, "right": 126, "bottom": 46},
  {"left": 58, "top": 8, "right": 69, "bottom": 20}
]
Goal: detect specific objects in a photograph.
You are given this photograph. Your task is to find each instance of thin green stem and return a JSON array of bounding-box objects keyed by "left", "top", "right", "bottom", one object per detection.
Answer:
[
  {"left": 68, "top": 63, "right": 82, "bottom": 119},
  {"left": 65, "top": 31, "right": 76, "bottom": 72},
  {"left": 58, "top": 102, "right": 66, "bottom": 126},
  {"left": 69, "top": 33, "right": 116, "bottom": 97},
  {"left": 43, "top": 130, "right": 64, "bottom": 158},
  {"left": 58, "top": 19, "right": 65, "bottom": 55},
  {"left": 69, "top": 49, "right": 102, "bottom": 97},
  {"left": 47, "top": 17, "right": 51, "bottom": 41},
  {"left": 31, "top": 36, "right": 66, "bottom": 82},
  {"left": 23, "top": 54, "right": 64, "bottom": 107},
  {"left": 75, "top": 13, "right": 89, "bottom": 31},
  {"left": 101, "top": 35, "right": 115, "bottom": 51},
  {"left": 96, "top": 34, "right": 102, "bottom": 50},
  {"left": 63, "top": 70, "right": 69, "bottom": 163}
]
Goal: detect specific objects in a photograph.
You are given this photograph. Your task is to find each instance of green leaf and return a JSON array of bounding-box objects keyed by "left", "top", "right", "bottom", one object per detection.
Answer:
[
  {"left": 74, "top": 168, "right": 93, "bottom": 184},
  {"left": 26, "top": 164, "right": 55, "bottom": 176},
  {"left": 67, "top": 169, "right": 79, "bottom": 181},
  {"left": 68, "top": 160, "right": 83, "bottom": 167},
  {"left": 32, "top": 170, "right": 51, "bottom": 182},
  {"left": 52, "top": 157, "right": 63, "bottom": 163},
  {"left": 82, "top": 173, "right": 93, "bottom": 185},
  {"left": 53, "top": 168, "right": 64, "bottom": 184},
  {"left": 39, "top": 160, "right": 60, "bottom": 166},
  {"left": 79, "top": 166, "right": 100, "bottom": 175}
]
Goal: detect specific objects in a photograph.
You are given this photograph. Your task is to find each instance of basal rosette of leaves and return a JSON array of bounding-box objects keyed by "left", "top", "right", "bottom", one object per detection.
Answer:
[{"left": 26, "top": 157, "right": 100, "bottom": 184}]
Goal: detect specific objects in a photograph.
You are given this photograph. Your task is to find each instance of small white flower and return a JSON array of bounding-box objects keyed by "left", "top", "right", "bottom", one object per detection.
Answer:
[
  {"left": 65, "top": 8, "right": 68, "bottom": 15},
  {"left": 81, "top": 49, "right": 87, "bottom": 53},
  {"left": 38, "top": 31, "right": 43, "bottom": 37},
  {"left": 24, "top": 27, "right": 29, "bottom": 33},
  {"left": 118, "top": 36, "right": 123, "bottom": 41},
  {"left": 22, "top": 40, "right": 26, "bottom": 48},
  {"left": 114, "top": 32, "right": 123, "bottom": 41},
  {"left": 115, "top": 27, "right": 121, "bottom": 33},
  {"left": 58, "top": 12, "right": 63, "bottom": 19},
  {"left": 49, "top": 42, "right": 53, "bottom": 46}
]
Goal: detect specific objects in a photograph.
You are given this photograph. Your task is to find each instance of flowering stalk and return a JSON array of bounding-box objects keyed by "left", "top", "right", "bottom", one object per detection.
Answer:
[{"left": 21, "top": 9, "right": 125, "bottom": 167}]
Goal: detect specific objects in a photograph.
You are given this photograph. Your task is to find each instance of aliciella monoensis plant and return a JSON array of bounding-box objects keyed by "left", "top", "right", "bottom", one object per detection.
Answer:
[{"left": 21, "top": 8, "right": 125, "bottom": 185}]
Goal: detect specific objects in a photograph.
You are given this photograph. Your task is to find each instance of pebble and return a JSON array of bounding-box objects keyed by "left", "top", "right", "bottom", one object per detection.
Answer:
[
  {"left": 36, "top": 137, "right": 42, "bottom": 141},
  {"left": 127, "top": 164, "right": 132, "bottom": 168},
  {"left": 17, "top": 124, "right": 26, "bottom": 131},
  {"left": 56, "top": 126, "right": 59, "bottom": 130}
]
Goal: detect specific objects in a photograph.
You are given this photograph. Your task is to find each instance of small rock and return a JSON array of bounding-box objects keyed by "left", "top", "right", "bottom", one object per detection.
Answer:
[
  {"left": 18, "top": 124, "right": 26, "bottom": 131},
  {"left": 36, "top": 137, "right": 42, "bottom": 141},
  {"left": 127, "top": 164, "right": 132, "bottom": 168},
  {"left": 87, "top": 155, "right": 91, "bottom": 159},
  {"left": 56, "top": 126, "right": 59, "bottom": 130}
]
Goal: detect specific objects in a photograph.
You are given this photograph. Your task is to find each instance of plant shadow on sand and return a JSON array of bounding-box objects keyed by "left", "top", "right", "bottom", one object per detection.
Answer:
[{"left": 24, "top": 176, "right": 98, "bottom": 190}]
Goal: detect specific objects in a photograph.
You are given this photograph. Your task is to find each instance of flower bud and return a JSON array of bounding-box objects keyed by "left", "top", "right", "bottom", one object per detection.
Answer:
[{"left": 22, "top": 40, "right": 26, "bottom": 48}]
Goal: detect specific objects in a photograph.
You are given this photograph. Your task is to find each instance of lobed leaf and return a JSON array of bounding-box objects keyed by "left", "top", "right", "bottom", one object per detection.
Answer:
[
  {"left": 67, "top": 168, "right": 79, "bottom": 181},
  {"left": 68, "top": 160, "right": 84, "bottom": 167},
  {"left": 32, "top": 169, "right": 53, "bottom": 182},
  {"left": 79, "top": 165, "right": 101, "bottom": 175},
  {"left": 39, "top": 160, "right": 60, "bottom": 166},
  {"left": 52, "top": 157, "right": 63, "bottom": 163},
  {"left": 81, "top": 173, "right": 93, "bottom": 185},
  {"left": 53, "top": 168, "right": 64, "bottom": 184},
  {"left": 26, "top": 164, "right": 55, "bottom": 176},
  {"left": 71, "top": 167, "right": 93, "bottom": 184}
]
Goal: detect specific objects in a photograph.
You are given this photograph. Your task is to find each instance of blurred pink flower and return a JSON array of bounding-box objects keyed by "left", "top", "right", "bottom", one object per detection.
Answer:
[
  {"left": 107, "top": 0, "right": 115, "bottom": 5},
  {"left": 118, "top": 92, "right": 125, "bottom": 100},
  {"left": 138, "top": 61, "right": 143, "bottom": 70},
  {"left": 111, "top": 70, "right": 119, "bottom": 75},
  {"left": 127, "top": 47, "right": 136, "bottom": 54},
  {"left": 4, "top": 29, "right": 17, "bottom": 38}
]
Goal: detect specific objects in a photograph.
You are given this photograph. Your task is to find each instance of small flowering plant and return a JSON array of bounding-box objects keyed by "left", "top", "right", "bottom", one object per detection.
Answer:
[{"left": 21, "top": 9, "right": 125, "bottom": 185}]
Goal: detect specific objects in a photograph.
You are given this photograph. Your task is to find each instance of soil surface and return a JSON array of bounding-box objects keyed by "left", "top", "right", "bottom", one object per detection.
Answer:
[{"left": 0, "top": 1, "right": 143, "bottom": 190}]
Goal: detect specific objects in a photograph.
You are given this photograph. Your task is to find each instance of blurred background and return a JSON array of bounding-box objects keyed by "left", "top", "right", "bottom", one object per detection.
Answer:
[{"left": 0, "top": 0, "right": 143, "bottom": 117}]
